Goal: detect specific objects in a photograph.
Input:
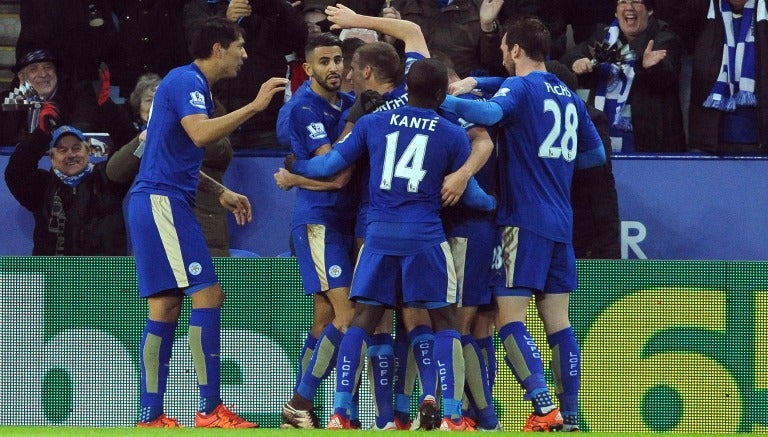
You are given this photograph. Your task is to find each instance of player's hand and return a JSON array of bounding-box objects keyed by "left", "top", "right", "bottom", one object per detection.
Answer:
[
  {"left": 251, "top": 77, "right": 289, "bottom": 113},
  {"left": 642, "top": 40, "right": 667, "bottom": 69},
  {"left": 219, "top": 189, "right": 252, "bottom": 226},
  {"left": 441, "top": 169, "right": 471, "bottom": 207},
  {"left": 448, "top": 77, "right": 478, "bottom": 96},
  {"left": 227, "top": 0, "right": 252, "bottom": 22},
  {"left": 346, "top": 89, "right": 385, "bottom": 123},
  {"left": 326, "top": 3, "right": 359, "bottom": 30},
  {"left": 572, "top": 57, "right": 595, "bottom": 75},
  {"left": 37, "top": 102, "right": 60, "bottom": 134},
  {"left": 274, "top": 167, "right": 296, "bottom": 191}
]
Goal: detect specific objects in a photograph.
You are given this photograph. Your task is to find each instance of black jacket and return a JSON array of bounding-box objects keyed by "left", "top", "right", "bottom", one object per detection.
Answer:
[
  {"left": 561, "top": 17, "right": 686, "bottom": 152},
  {"left": 4, "top": 129, "right": 132, "bottom": 255}
]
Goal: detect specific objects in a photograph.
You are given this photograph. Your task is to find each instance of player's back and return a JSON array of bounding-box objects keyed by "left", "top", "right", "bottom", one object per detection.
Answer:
[
  {"left": 357, "top": 105, "right": 470, "bottom": 235},
  {"left": 492, "top": 71, "right": 601, "bottom": 242}
]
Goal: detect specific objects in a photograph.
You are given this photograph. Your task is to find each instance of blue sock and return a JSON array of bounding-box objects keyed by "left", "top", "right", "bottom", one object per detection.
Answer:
[
  {"left": 477, "top": 336, "right": 497, "bottom": 390},
  {"left": 498, "top": 322, "right": 554, "bottom": 414},
  {"left": 189, "top": 308, "right": 222, "bottom": 414},
  {"left": 434, "top": 329, "right": 463, "bottom": 420},
  {"left": 461, "top": 335, "right": 498, "bottom": 428},
  {"left": 298, "top": 323, "right": 345, "bottom": 401},
  {"left": 368, "top": 333, "right": 395, "bottom": 427},
  {"left": 409, "top": 325, "right": 436, "bottom": 401},
  {"left": 332, "top": 326, "right": 368, "bottom": 418},
  {"left": 393, "top": 328, "right": 412, "bottom": 423},
  {"left": 548, "top": 327, "right": 580, "bottom": 425},
  {"left": 139, "top": 319, "right": 177, "bottom": 422},
  {"left": 293, "top": 333, "right": 318, "bottom": 393}
]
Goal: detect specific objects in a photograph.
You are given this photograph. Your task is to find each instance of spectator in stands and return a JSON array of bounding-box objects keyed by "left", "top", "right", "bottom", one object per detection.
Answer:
[
  {"left": 686, "top": 0, "right": 768, "bottom": 155},
  {"left": 391, "top": 0, "right": 503, "bottom": 77},
  {"left": 560, "top": 0, "right": 686, "bottom": 153},
  {"left": 184, "top": 0, "right": 307, "bottom": 153},
  {"left": 4, "top": 124, "right": 133, "bottom": 255},
  {"left": 0, "top": 49, "right": 136, "bottom": 151},
  {"left": 126, "top": 72, "right": 161, "bottom": 132},
  {"left": 105, "top": 0, "right": 192, "bottom": 100}
]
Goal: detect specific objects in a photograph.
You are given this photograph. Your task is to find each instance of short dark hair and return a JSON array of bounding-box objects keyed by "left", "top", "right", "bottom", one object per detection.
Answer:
[
  {"left": 503, "top": 16, "right": 551, "bottom": 62},
  {"left": 304, "top": 32, "right": 343, "bottom": 59},
  {"left": 355, "top": 41, "right": 402, "bottom": 84},
  {"left": 188, "top": 16, "right": 245, "bottom": 60},
  {"left": 406, "top": 58, "right": 448, "bottom": 102}
]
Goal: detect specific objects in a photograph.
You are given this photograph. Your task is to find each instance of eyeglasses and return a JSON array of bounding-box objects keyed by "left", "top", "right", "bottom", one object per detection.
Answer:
[{"left": 617, "top": 0, "right": 644, "bottom": 5}]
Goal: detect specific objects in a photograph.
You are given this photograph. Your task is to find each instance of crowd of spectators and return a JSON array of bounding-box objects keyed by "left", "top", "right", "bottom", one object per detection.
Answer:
[{"left": 2, "top": 0, "right": 765, "bottom": 156}]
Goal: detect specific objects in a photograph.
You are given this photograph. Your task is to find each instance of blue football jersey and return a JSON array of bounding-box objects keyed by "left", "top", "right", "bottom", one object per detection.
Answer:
[
  {"left": 333, "top": 105, "right": 471, "bottom": 255},
  {"left": 491, "top": 71, "right": 602, "bottom": 242},
  {"left": 285, "top": 81, "right": 358, "bottom": 228},
  {"left": 131, "top": 63, "right": 211, "bottom": 204}
]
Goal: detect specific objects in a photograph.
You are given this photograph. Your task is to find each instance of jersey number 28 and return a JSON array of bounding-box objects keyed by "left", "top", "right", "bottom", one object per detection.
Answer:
[{"left": 539, "top": 99, "right": 578, "bottom": 162}]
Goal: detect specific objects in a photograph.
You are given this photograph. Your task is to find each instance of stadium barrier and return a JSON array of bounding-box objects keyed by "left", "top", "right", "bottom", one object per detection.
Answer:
[{"left": 1, "top": 256, "right": 766, "bottom": 432}]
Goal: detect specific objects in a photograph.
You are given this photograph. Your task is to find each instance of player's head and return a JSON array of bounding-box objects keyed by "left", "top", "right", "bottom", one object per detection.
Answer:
[
  {"left": 501, "top": 16, "right": 550, "bottom": 75},
  {"left": 341, "top": 37, "right": 366, "bottom": 93},
  {"left": 348, "top": 41, "right": 402, "bottom": 94},
  {"left": 188, "top": 16, "right": 247, "bottom": 78},
  {"left": 406, "top": 58, "right": 448, "bottom": 109},
  {"left": 304, "top": 32, "right": 344, "bottom": 93},
  {"left": 429, "top": 50, "right": 460, "bottom": 83}
]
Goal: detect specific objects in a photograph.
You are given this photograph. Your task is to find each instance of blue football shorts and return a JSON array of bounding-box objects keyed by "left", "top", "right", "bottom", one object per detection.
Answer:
[
  {"left": 127, "top": 193, "right": 217, "bottom": 298},
  {"left": 447, "top": 220, "right": 497, "bottom": 307},
  {"left": 350, "top": 241, "right": 456, "bottom": 308},
  {"left": 493, "top": 226, "right": 577, "bottom": 296},
  {"left": 292, "top": 224, "right": 354, "bottom": 294}
]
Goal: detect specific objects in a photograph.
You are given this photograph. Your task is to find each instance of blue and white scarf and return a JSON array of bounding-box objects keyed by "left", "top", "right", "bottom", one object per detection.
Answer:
[
  {"left": 54, "top": 163, "right": 94, "bottom": 188},
  {"left": 593, "top": 20, "right": 635, "bottom": 133},
  {"left": 704, "top": 0, "right": 765, "bottom": 111}
]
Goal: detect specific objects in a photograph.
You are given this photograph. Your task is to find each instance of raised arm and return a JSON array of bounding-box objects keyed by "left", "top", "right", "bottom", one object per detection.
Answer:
[{"left": 325, "top": 3, "right": 430, "bottom": 56}]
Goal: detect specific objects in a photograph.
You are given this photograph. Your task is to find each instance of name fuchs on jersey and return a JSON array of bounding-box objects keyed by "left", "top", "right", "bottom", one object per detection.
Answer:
[{"left": 388, "top": 113, "right": 439, "bottom": 132}]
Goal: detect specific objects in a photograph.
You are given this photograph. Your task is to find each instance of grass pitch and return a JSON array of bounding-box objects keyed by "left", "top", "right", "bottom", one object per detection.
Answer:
[{"left": 0, "top": 428, "right": 756, "bottom": 437}]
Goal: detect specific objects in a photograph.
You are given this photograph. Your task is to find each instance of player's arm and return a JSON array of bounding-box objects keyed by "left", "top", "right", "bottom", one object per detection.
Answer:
[
  {"left": 290, "top": 148, "right": 352, "bottom": 178},
  {"left": 441, "top": 126, "right": 493, "bottom": 206},
  {"left": 461, "top": 176, "right": 496, "bottom": 212},
  {"left": 441, "top": 95, "right": 504, "bottom": 126},
  {"left": 273, "top": 167, "right": 352, "bottom": 191},
  {"left": 181, "top": 77, "right": 287, "bottom": 147},
  {"left": 448, "top": 76, "right": 505, "bottom": 96},
  {"left": 325, "top": 4, "right": 430, "bottom": 56},
  {"left": 198, "top": 170, "right": 253, "bottom": 225},
  {"left": 575, "top": 103, "right": 607, "bottom": 169}
]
